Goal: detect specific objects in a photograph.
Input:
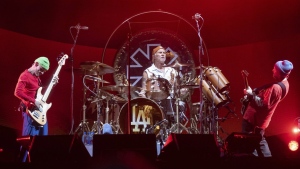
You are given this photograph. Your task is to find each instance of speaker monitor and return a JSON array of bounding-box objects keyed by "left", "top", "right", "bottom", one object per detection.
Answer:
[
  {"left": 225, "top": 132, "right": 261, "bottom": 155},
  {"left": 92, "top": 134, "right": 157, "bottom": 166},
  {"left": 158, "top": 134, "right": 220, "bottom": 162},
  {"left": 22, "top": 135, "right": 90, "bottom": 164}
]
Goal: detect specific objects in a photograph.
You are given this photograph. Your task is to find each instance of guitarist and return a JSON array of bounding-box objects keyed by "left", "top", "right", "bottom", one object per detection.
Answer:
[
  {"left": 242, "top": 60, "right": 293, "bottom": 157},
  {"left": 14, "top": 56, "right": 58, "bottom": 161}
]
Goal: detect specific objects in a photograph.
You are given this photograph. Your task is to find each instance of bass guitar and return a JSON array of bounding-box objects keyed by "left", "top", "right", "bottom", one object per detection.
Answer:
[
  {"left": 27, "top": 54, "right": 68, "bottom": 125},
  {"left": 240, "top": 70, "right": 250, "bottom": 115}
]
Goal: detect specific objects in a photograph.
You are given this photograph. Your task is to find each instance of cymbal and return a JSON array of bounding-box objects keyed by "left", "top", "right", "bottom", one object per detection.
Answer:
[
  {"left": 84, "top": 75, "right": 110, "bottom": 83},
  {"left": 163, "top": 61, "right": 192, "bottom": 68},
  {"left": 100, "top": 85, "right": 141, "bottom": 93},
  {"left": 80, "top": 61, "right": 115, "bottom": 75}
]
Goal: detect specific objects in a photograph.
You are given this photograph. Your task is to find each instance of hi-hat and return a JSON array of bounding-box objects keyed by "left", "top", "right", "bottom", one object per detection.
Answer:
[
  {"left": 100, "top": 85, "right": 141, "bottom": 93},
  {"left": 80, "top": 61, "right": 115, "bottom": 75},
  {"left": 163, "top": 60, "right": 192, "bottom": 68}
]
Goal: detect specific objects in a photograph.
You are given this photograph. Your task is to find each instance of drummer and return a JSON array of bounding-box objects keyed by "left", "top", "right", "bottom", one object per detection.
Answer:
[
  {"left": 139, "top": 46, "right": 186, "bottom": 122},
  {"left": 139, "top": 46, "right": 176, "bottom": 98}
]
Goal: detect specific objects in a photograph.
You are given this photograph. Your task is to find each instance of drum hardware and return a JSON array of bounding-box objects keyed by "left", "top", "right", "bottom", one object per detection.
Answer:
[
  {"left": 146, "top": 119, "right": 169, "bottom": 144},
  {"left": 117, "top": 97, "right": 164, "bottom": 134},
  {"left": 74, "top": 61, "right": 116, "bottom": 136},
  {"left": 168, "top": 64, "right": 190, "bottom": 134},
  {"left": 169, "top": 97, "right": 190, "bottom": 134},
  {"left": 80, "top": 61, "right": 115, "bottom": 75},
  {"left": 102, "top": 93, "right": 113, "bottom": 134},
  {"left": 90, "top": 89, "right": 121, "bottom": 134},
  {"left": 220, "top": 105, "right": 238, "bottom": 123},
  {"left": 82, "top": 74, "right": 109, "bottom": 134},
  {"left": 100, "top": 85, "right": 142, "bottom": 95},
  {"left": 84, "top": 75, "right": 110, "bottom": 83},
  {"left": 74, "top": 78, "right": 91, "bottom": 134},
  {"left": 145, "top": 119, "right": 168, "bottom": 135},
  {"left": 145, "top": 76, "right": 172, "bottom": 101},
  {"left": 90, "top": 95, "right": 103, "bottom": 134}
]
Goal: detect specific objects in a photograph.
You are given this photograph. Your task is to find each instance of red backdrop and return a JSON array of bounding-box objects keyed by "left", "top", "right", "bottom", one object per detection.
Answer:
[{"left": 0, "top": 28, "right": 299, "bottom": 139}]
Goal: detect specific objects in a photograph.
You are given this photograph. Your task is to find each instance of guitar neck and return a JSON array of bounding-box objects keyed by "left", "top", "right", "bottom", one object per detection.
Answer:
[
  {"left": 244, "top": 78, "right": 249, "bottom": 89},
  {"left": 42, "top": 63, "right": 63, "bottom": 102},
  {"left": 241, "top": 70, "right": 249, "bottom": 89}
]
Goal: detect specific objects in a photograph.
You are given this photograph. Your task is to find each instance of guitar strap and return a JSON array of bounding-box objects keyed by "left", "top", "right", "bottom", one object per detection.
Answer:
[{"left": 253, "top": 82, "right": 286, "bottom": 100}]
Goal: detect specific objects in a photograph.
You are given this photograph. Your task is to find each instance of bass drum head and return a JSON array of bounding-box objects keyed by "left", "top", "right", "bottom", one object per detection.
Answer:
[{"left": 117, "top": 97, "right": 164, "bottom": 134}]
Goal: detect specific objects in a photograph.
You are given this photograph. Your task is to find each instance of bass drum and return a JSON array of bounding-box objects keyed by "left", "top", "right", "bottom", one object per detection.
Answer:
[{"left": 117, "top": 97, "right": 164, "bottom": 134}]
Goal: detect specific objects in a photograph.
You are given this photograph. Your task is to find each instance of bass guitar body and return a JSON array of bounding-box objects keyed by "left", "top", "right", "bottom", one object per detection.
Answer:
[{"left": 27, "top": 87, "right": 52, "bottom": 125}]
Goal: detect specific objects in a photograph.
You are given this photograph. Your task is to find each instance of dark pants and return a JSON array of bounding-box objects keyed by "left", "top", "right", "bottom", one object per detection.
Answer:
[
  {"left": 242, "top": 119, "right": 272, "bottom": 157},
  {"left": 19, "top": 111, "right": 48, "bottom": 162}
]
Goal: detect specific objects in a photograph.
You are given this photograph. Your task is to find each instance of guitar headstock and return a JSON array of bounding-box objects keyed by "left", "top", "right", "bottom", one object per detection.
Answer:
[
  {"left": 57, "top": 54, "right": 69, "bottom": 66},
  {"left": 241, "top": 70, "right": 249, "bottom": 78}
]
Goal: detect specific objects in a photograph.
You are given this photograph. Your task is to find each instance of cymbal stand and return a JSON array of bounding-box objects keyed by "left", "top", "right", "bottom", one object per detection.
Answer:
[
  {"left": 169, "top": 67, "right": 190, "bottom": 134},
  {"left": 169, "top": 97, "right": 190, "bottom": 134},
  {"left": 189, "top": 102, "right": 201, "bottom": 134},
  {"left": 80, "top": 75, "right": 104, "bottom": 134},
  {"left": 92, "top": 78, "right": 104, "bottom": 134},
  {"left": 74, "top": 84, "right": 90, "bottom": 134}
]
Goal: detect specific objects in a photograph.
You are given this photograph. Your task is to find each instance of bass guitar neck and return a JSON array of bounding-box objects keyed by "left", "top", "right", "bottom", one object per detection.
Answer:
[{"left": 240, "top": 70, "right": 250, "bottom": 115}]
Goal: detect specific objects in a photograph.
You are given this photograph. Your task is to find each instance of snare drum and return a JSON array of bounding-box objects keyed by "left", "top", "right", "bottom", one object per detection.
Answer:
[
  {"left": 117, "top": 97, "right": 164, "bottom": 134},
  {"left": 145, "top": 77, "right": 171, "bottom": 100},
  {"left": 203, "top": 66, "right": 230, "bottom": 93}
]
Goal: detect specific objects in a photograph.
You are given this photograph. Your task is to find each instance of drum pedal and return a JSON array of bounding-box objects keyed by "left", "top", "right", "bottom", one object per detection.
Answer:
[{"left": 102, "top": 123, "right": 113, "bottom": 134}]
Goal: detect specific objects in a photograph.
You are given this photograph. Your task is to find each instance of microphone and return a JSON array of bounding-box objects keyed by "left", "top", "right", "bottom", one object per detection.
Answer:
[
  {"left": 192, "top": 13, "right": 201, "bottom": 20},
  {"left": 166, "top": 52, "right": 174, "bottom": 58},
  {"left": 70, "top": 23, "right": 89, "bottom": 30}
]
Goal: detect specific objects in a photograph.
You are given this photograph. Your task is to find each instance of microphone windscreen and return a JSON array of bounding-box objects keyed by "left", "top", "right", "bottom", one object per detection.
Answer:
[{"left": 166, "top": 52, "right": 174, "bottom": 58}]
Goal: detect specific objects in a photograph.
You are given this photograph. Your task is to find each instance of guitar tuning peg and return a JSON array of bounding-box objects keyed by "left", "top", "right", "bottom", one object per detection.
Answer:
[{"left": 56, "top": 52, "right": 65, "bottom": 61}]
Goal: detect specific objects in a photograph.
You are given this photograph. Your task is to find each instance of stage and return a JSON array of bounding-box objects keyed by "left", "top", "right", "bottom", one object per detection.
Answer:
[{"left": 1, "top": 127, "right": 300, "bottom": 169}]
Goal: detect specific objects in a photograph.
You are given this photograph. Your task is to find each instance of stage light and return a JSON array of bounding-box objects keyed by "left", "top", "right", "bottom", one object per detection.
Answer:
[
  {"left": 291, "top": 117, "right": 300, "bottom": 134},
  {"left": 292, "top": 127, "right": 300, "bottom": 134},
  {"left": 288, "top": 140, "right": 299, "bottom": 151}
]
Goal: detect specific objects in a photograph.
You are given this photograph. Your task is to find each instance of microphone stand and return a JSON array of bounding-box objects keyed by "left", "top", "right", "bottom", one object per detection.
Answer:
[
  {"left": 126, "top": 33, "right": 132, "bottom": 134},
  {"left": 69, "top": 25, "right": 82, "bottom": 134},
  {"left": 194, "top": 14, "right": 205, "bottom": 134}
]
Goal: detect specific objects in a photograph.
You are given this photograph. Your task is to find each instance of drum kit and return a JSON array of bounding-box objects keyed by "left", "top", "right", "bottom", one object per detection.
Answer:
[{"left": 73, "top": 60, "right": 234, "bottom": 143}]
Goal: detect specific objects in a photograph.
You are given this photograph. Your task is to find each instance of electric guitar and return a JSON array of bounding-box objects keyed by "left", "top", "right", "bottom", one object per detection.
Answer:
[
  {"left": 240, "top": 70, "right": 250, "bottom": 115},
  {"left": 27, "top": 54, "right": 68, "bottom": 125}
]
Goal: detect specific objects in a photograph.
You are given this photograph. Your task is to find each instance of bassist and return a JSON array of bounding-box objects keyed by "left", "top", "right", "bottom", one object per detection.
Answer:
[
  {"left": 242, "top": 60, "right": 293, "bottom": 157},
  {"left": 14, "top": 56, "right": 58, "bottom": 162}
]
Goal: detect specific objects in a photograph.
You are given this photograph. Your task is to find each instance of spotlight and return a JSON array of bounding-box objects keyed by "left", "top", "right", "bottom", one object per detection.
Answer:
[
  {"left": 292, "top": 127, "right": 300, "bottom": 134},
  {"left": 292, "top": 117, "right": 300, "bottom": 133},
  {"left": 288, "top": 141, "right": 299, "bottom": 151}
]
